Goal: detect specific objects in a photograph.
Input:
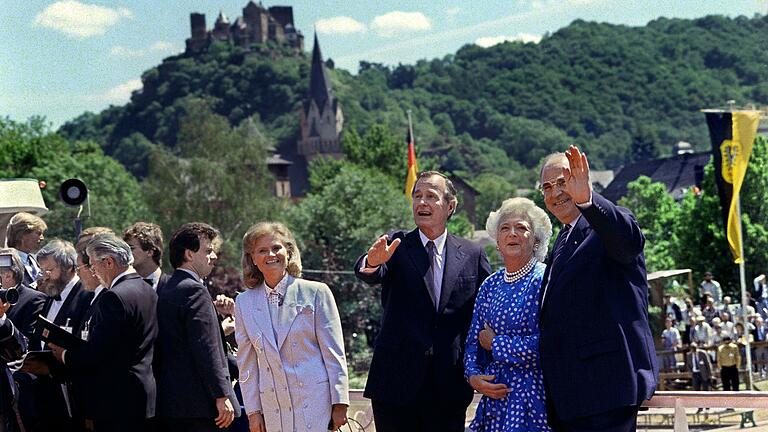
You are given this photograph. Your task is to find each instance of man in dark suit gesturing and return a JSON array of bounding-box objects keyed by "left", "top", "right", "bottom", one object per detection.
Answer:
[
  {"left": 49, "top": 233, "right": 158, "bottom": 432},
  {"left": 538, "top": 147, "right": 658, "bottom": 432},
  {"left": 155, "top": 223, "right": 237, "bottom": 432},
  {"left": 355, "top": 171, "right": 492, "bottom": 432}
]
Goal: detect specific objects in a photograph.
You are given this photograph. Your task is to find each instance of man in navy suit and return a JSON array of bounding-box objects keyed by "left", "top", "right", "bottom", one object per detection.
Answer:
[
  {"left": 155, "top": 223, "right": 237, "bottom": 432},
  {"left": 538, "top": 147, "right": 658, "bottom": 432},
  {"left": 49, "top": 233, "right": 158, "bottom": 432},
  {"left": 355, "top": 171, "right": 492, "bottom": 432}
]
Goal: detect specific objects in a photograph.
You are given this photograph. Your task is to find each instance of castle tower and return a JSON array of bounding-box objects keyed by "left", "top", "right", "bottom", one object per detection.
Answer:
[
  {"left": 186, "top": 13, "right": 208, "bottom": 52},
  {"left": 212, "top": 10, "right": 231, "bottom": 41},
  {"left": 297, "top": 34, "right": 343, "bottom": 161},
  {"left": 243, "top": 1, "right": 269, "bottom": 45}
]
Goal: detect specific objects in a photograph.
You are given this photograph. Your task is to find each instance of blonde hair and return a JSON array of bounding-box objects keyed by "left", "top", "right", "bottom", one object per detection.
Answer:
[
  {"left": 486, "top": 197, "right": 553, "bottom": 262},
  {"left": 242, "top": 222, "right": 302, "bottom": 288},
  {"left": 6, "top": 212, "right": 47, "bottom": 248}
]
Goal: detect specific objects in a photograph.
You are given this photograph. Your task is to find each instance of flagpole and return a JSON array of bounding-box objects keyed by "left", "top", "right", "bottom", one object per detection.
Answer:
[
  {"left": 407, "top": 109, "right": 414, "bottom": 142},
  {"left": 736, "top": 194, "right": 754, "bottom": 389}
]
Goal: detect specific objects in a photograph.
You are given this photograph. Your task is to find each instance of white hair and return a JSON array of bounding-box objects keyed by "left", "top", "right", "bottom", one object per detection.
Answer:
[
  {"left": 486, "top": 197, "right": 553, "bottom": 262},
  {"left": 86, "top": 233, "right": 134, "bottom": 268}
]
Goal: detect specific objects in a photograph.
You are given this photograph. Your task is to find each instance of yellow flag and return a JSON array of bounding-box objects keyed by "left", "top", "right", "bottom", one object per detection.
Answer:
[
  {"left": 721, "top": 111, "right": 760, "bottom": 263},
  {"left": 404, "top": 129, "right": 418, "bottom": 202}
]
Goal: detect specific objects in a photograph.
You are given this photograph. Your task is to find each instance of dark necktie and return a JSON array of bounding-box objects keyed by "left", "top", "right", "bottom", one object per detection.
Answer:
[
  {"left": 425, "top": 241, "right": 438, "bottom": 308},
  {"left": 51, "top": 294, "right": 62, "bottom": 301},
  {"left": 143, "top": 278, "right": 153, "bottom": 286},
  {"left": 550, "top": 224, "right": 571, "bottom": 271}
]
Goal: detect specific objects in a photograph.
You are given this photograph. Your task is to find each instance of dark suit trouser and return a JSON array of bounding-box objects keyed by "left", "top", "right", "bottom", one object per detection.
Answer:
[
  {"left": 692, "top": 371, "right": 710, "bottom": 391},
  {"left": 545, "top": 380, "right": 638, "bottom": 432},
  {"left": 721, "top": 366, "right": 739, "bottom": 391},
  {"left": 162, "top": 418, "right": 220, "bottom": 432},
  {"left": 93, "top": 418, "right": 148, "bottom": 432},
  {"left": 371, "top": 357, "right": 467, "bottom": 432}
]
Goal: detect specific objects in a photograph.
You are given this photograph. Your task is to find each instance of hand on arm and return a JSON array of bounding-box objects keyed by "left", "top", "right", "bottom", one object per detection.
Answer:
[{"left": 479, "top": 323, "right": 495, "bottom": 351}]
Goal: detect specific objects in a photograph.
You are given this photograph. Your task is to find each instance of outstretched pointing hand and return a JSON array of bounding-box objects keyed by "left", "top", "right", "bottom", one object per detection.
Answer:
[{"left": 366, "top": 235, "right": 401, "bottom": 267}]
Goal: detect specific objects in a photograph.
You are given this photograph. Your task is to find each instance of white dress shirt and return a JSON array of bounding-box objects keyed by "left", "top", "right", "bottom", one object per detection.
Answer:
[{"left": 419, "top": 230, "right": 447, "bottom": 310}]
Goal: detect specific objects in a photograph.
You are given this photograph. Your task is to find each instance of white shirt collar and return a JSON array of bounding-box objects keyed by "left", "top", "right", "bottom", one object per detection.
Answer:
[
  {"left": 57, "top": 275, "right": 80, "bottom": 302},
  {"left": 145, "top": 267, "right": 162, "bottom": 282},
  {"left": 418, "top": 229, "right": 447, "bottom": 255},
  {"left": 260, "top": 273, "right": 291, "bottom": 297},
  {"left": 110, "top": 268, "right": 137, "bottom": 289},
  {"left": 178, "top": 268, "right": 201, "bottom": 283},
  {"left": 566, "top": 213, "right": 582, "bottom": 228}
]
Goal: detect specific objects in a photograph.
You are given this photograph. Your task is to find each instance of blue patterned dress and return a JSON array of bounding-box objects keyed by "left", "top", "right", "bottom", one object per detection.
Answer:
[{"left": 464, "top": 263, "right": 550, "bottom": 432}]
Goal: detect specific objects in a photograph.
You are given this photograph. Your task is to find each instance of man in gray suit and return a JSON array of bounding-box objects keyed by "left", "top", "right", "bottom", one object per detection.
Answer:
[{"left": 686, "top": 342, "right": 712, "bottom": 391}]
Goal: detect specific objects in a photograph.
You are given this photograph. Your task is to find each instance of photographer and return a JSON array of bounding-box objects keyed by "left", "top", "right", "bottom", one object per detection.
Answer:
[{"left": 0, "top": 252, "right": 33, "bottom": 432}]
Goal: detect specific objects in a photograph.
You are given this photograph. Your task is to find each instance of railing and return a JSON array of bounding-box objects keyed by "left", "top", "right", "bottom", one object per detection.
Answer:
[
  {"left": 641, "top": 391, "right": 768, "bottom": 431},
  {"left": 347, "top": 389, "right": 768, "bottom": 432}
]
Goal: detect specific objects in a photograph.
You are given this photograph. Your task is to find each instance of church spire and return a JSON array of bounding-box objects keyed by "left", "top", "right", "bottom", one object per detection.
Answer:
[{"left": 308, "top": 32, "right": 333, "bottom": 113}]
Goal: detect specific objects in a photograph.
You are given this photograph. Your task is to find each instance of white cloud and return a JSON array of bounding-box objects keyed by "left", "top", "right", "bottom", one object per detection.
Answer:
[
  {"left": 475, "top": 33, "right": 542, "bottom": 48},
  {"left": 93, "top": 79, "right": 142, "bottom": 104},
  {"left": 446, "top": 7, "right": 462, "bottom": 17},
  {"left": 315, "top": 16, "right": 366, "bottom": 35},
  {"left": 34, "top": 0, "right": 132, "bottom": 38},
  {"left": 110, "top": 41, "right": 176, "bottom": 58},
  {"left": 371, "top": 11, "right": 431, "bottom": 38}
]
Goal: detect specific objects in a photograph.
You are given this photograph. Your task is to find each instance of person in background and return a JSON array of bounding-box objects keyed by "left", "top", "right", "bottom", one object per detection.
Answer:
[
  {"left": 5, "top": 212, "right": 47, "bottom": 288},
  {"left": 49, "top": 234, "right": 158, "bottom": 432},
  {"left": 123, "top": 222, "right": 170, "bottom": 294},
  {"left": 236, "top": 222, "right": 349, "bottom": 432},
  {"left": 700, "top": 272, "right": 722, "bottom": 304},
  {"left": 661, "top": 317, "right": 682, "bottom": 371},
  {"left": 717, "top": 336, "right": 741, "bottom": 392}
]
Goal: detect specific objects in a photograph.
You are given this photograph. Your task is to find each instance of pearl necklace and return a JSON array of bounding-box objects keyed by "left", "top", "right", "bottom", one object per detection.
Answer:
[{"left": 503, "top": 258, "right": 537, "bottom": 284}]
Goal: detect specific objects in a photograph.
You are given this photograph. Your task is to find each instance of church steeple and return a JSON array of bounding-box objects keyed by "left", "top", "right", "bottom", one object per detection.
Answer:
[{"left": 308, "top": 33, "right": 333, "bottom": 114}]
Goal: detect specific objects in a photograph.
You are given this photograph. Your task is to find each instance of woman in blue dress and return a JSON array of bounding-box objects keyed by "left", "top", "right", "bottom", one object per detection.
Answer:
[{"left": 465, "top": 197, "right": 553, "bottom": 432}]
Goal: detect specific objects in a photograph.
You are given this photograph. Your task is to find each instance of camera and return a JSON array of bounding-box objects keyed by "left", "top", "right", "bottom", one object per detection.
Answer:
[
  {"left": 0, "top": 288, "right": 18, "bottom": 305},
  {"left": 0, "top": 255, "right": 20, "bottom": 305}
]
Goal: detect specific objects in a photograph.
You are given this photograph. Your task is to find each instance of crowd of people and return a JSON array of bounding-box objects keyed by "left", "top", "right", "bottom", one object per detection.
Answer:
[
  {"left": 0, "top": 146, "right": 660, "bottom": 432},
  {"left": 660, "top": 272, "right": 768, "bottom": 392}
]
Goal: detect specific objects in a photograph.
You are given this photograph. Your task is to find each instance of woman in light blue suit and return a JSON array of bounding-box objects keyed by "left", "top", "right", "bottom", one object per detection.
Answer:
[{"left": 235, "top": 222, "right": 349, "bottom": 432}]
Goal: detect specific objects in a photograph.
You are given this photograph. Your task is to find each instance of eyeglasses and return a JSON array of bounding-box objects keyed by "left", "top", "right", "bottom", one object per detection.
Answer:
[{"left": 539, "top": 174, "right": 570, "bottom": 194}]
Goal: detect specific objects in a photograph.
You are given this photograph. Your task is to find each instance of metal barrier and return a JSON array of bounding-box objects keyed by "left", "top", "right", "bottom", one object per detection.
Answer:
[{"left": 642, "top": 391, "right": 768, "bottom": 431}]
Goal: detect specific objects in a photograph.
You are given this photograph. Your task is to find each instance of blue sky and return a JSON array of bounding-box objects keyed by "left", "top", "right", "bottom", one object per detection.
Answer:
[{"left": 1, "top": 0, "right": 765, "bottom": 127}]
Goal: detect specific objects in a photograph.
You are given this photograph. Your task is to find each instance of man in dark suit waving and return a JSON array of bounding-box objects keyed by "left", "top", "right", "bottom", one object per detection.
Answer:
[
  {"left": 538, "top": 147, "right": 658, "bottom": 432},
  {"left": 49, "top": 233, "right": 158, "bottom": 432},
  {"left": 155, "top": 223, "right": 237, "bottom": 432},
  {"left": 355, "top": 171, "right": 492, "bottom": 432}
]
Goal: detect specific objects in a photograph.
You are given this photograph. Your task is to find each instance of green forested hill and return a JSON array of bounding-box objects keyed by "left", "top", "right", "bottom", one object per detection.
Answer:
[{"left": 60, "top": 14, "right": 767, "bottom": 179}]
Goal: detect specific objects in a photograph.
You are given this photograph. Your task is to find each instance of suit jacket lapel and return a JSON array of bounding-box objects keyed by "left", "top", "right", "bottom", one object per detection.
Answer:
[
  {"left": 53, "top": 281, "right": 81, "bottom": 326},
  {"left": 438, "top": 235, "right": 464, "bottom": 313},
  {"left": 250, "top": 287, "right": 278, "bottom": 351},
  {"left": 546, "top": 217, "right": 590, "bottom": 291},
  {"left": 403, "top": 229, "right": 436, "bottom": 308},
  {"left": 276, "top": 276, "right": 299, "bottom": 350}
]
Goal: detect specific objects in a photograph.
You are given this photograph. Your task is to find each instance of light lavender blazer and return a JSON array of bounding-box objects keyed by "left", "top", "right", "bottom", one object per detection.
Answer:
[{"left": 235, "top": 275, "right": 350, "bottom": 432}]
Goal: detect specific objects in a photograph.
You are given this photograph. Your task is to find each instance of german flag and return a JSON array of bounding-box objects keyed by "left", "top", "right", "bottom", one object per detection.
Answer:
[
  {"left": 404, "top": 127, "right": 418, "bottom": 202},
  {"left": 704, "top": 110, "right": 760, "bottom": 263}
]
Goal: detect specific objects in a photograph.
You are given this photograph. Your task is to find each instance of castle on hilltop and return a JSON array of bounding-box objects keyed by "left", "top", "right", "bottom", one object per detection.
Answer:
[{"left": 186, "top": 1, "right": 304, "bottom": 53}]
